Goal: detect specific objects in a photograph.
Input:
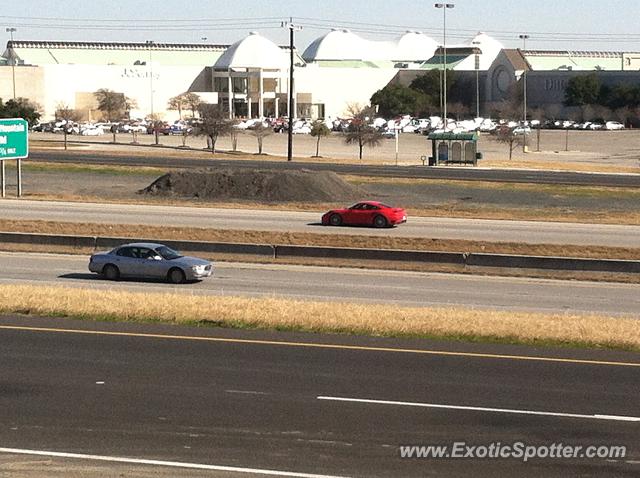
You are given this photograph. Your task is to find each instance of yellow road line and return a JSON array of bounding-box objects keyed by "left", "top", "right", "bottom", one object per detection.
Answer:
[{"left": 1, "top": 324, "right": 639, "bottom": 368}]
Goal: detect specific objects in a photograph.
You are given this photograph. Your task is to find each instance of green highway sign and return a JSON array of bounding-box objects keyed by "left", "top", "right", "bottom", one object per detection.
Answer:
[{"left": 0, "top": 118, "right": 29, "bottom": 160}]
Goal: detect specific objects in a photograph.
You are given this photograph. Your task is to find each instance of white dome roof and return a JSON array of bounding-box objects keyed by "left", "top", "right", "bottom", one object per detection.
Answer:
[
  {"left": 303, "top": 29, "right": 438, "bottom": 63},
  {"left": 302, "top": 29, "right": 368, "bottom": 61},
  {"left": 469, "top": 32, "right": 504, "bottom": 69},
  {"left": 395, "top": 31, "right": 439, "bottom": 61},
  {"left": 214, "top": 32, "right": 288, "bottom": 70}
]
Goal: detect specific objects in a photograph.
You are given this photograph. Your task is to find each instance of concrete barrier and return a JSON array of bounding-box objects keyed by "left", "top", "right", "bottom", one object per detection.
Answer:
[
  {"left": 0, "top": 232, "right": 97, "bottom": 248},
  {"left": 275, "top": 244, "right": 466, "bottom": 264},
  {"left": 466, "top": 253, "right": 640, "bottom": 273},
  {"left": 95, "top": 236, "right": 275, "bottom": 258},
  {"left": 1, "top": 231, "right": 638, "bottom": 274}
]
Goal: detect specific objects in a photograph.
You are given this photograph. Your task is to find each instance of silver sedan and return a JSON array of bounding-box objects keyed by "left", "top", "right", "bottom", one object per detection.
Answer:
[{"left": 89, "top": 242, "right": 213, "bottom": 284}]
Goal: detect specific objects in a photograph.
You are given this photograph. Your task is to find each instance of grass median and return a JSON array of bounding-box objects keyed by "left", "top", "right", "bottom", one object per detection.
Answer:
[{"left": 0, "top": 285, "right": 638, "bottom": 351}]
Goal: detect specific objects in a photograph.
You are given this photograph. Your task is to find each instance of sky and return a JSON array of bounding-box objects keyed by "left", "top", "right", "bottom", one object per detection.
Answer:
[{"left": 3, "top": 0, "right": 640, "bottom": 52}]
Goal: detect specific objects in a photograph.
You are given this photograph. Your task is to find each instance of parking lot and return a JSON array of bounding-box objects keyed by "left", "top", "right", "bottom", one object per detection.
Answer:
[{"left": 31, "top": 128, "right": 640, "bottom": 170}]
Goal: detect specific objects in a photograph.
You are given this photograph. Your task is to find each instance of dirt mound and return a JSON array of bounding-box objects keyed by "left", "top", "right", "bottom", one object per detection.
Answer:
[{"left": 140, "top": 168, "right": 366, "bottom": 202}]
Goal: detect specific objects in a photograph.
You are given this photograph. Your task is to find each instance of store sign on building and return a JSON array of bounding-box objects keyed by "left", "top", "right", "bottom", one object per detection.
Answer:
[{"left": 122, "top": 68, "right": 160, "bottom": 80}]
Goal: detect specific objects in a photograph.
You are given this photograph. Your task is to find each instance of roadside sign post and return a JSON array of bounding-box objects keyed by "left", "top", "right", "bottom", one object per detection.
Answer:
[
  {"left": 0, "top": 118, "right": 29, "bottom": 198},
  {"left": 17, "top": 158, "right": 22, "bottom": 197}
]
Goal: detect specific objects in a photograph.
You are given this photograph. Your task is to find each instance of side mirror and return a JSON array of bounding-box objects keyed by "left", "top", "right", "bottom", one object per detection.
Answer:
[{"left": 151, "top": 255, "right": 162, "bottom": 261}]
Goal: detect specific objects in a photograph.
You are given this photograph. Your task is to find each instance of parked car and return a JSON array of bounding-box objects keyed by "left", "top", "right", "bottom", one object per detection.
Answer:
[
  {"left": 80, "top": 125, "right": 104, "bottom": 136},
  {"left": 605, "top": 121, "right": 625, "bottom": 130},
  {"left": 512, "top": 126, "right": 531, "bottom": 135},
  {"left": 88, "top": 242, "right": 213, "bottom": 284},
  {"left": 322, "top": 201, "right": 407, "bottom": 228}
]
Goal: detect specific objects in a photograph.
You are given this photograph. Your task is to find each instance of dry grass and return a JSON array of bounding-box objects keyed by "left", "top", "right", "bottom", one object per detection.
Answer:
[
  {"left": 29, "top": 139, "right": 379, "bottom": 165},
  {"left": 1, "top": 219, "right": 639, "bottom": 260},
  {"left": 30, "top": 136, "right": 640, "bottom": 172},
  {"left": 0, "top": 285, "right": 638, "bottom": 350},
  {"left": 482, "top": 158, "right": 640, "bottom": 174}
]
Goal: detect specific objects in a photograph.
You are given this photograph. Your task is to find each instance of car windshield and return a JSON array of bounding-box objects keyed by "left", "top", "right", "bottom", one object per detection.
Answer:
[{"left": 156, "top": 246, "right": 183, "bottom": 260}]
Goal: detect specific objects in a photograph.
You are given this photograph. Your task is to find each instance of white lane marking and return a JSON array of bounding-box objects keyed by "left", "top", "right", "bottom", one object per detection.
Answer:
[
  {"left": 317, "top": 396, "right": 640, "bottom": 423},
  {"left": 225, "top": 389, "right": 269, "bottom": 396},
  {"left": 0, "top": 447, "right": 350, "bottom": 478}
]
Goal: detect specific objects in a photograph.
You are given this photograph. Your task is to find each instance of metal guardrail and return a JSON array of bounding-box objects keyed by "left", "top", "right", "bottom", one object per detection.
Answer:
[{"left": 0, "top": 231, "right": 638, "bottom": 274}]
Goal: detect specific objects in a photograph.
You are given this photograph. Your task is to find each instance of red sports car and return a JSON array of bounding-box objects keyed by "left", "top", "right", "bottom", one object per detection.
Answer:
[{"left": 322, "top": 201, "right": 407, "bottom": 228}]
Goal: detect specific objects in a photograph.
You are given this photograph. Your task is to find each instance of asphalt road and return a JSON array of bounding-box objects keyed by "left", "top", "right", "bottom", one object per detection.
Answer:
[
  {"left": 3, "top": 199, "right": 640, "bottom": 247},
  {"left": 29, "top": 150, "right": 640, "bottom": 187},
  {"left": 1, "top": 251, "right": 639, "bottom": 316},
  {"left": 0, "top": 316, "right": 638, "bottom": 477}
]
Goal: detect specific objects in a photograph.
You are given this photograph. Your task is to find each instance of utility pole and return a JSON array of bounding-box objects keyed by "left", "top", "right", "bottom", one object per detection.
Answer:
[
  {"left": 519, "top": 34, "right": 530, "bottom": 153},
  {"left": 6, "top": 28, "right": 17, "bottom": 99},
  {"left": 282, "top": 19, "right": 302, "bottom": 162},
  {"left": 146, "top": 40, "right": 155, "bottom": 119}
]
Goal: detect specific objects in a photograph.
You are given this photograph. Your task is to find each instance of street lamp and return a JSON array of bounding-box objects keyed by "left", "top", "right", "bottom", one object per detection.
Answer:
[
  {"left": 146, "top": 40, "right": 154, "bottom": 119},
  {"left": 435, "top": 3, "right": 454, "bottom": 129},
  {"left": 472, "top": 40, "right": 481, "bottom": 119},
  {"left": 519, "top": 34, "right": 530, "bottom": 152},
  {"left": 6, "top": 27, "right": 17, "bottom": 99},
  {"left": 282, "top": 19, "right": 302, "bottom": 162}
]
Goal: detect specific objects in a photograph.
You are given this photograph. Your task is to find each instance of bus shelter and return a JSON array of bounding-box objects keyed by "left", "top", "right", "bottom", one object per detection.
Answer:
[{"left": 427, "top": 132, "right": 481, "bottom": 166}]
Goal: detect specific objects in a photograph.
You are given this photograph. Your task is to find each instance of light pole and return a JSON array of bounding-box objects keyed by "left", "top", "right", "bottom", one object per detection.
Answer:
[
  {"left": 146, "top": 40, "right": 154, "bottom": 119},
  {"left": 519, "top": 34, "right": 529, "bottom": 152},
  {"left": 6, "top": 27, "right": 17, "bottom": 99},
  {"left": 282, "top": 19, "right": 302, "bottom": 162},
  {"left": 435, "top": 3, "right": 454, "bottom": 130},
  {"left": 472, "top": 40, "right": 481, "bottom": 119}
]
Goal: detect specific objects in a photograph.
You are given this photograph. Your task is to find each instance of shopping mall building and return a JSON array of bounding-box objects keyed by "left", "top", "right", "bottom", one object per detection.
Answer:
[{"left": 2, "top": 29, "right": 640, "bottom": 121}]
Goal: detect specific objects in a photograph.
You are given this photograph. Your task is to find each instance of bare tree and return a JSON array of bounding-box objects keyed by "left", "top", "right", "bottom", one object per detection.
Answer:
[
  {"left": 55, "top": 102, "right": 83, "bottom": 150},
  {"left": 310, "top": 121, "right": 331, "bottom": 157},
  {"left": 229, "top": 125, "right": 240, "bottom": 152},
  {"left": 167, "top": 94, "right": 187, "bottom": 119},
  {"left": 195, "top": 104, "right": 233, "bottom": 155},
  {"left": 495, "top": 82, "right": 523, "bottom": 120},
  {"left": 344, "top": 103, "right": 383, "bottom": 160},
  {"left": 492, "top": 125, "right": 523, "bottom": 161},
  {"left": 249, "top": 122, "right": 273, "bottom": 155},
  {"left": 448, "top": 102, "right": 470, "bottom": 120},
  {"left": 543, "top": 104, "right": 561, "bottom": 122},
  {"left": 184, "top": 93, "right": 203, "bottom": 118}
]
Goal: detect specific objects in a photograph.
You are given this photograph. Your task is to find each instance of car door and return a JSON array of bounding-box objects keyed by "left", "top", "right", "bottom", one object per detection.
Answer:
[
  {"left": 345, "top": 203, "right": 367, "bottom": 225},
  {"left": 139, "top": 247, "right": 167, "bottom": 279},
  {"left": 114, "top": 246, "right": 142, "bottom": 276},
  {"left": 354, "top": 203, "right": 376, "bottom": 225},
  {"left": 365, "top": 204, "right": 381, "bottom": 225}
]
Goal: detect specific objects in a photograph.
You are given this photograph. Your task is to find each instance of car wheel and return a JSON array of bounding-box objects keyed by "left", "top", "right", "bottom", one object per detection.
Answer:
[
  {"left": 329, "top": 214, "right": 343, "bottom": 226},
  {"left": 168, "top": 268, "right": 186, "bottom": 284},
  {"left": 373, "top": 215, "right": 388, "bottom": 228},
  {"left": 103, "top": 264, "right": 120, "bottom": 281}
]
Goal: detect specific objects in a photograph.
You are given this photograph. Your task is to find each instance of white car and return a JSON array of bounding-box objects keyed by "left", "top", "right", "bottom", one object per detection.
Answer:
[
  {"left": 81, "top": 126, "right": 104, "bottom": 136},
  {"left": 605, "top": 121, "right": 625, "bottom": 130},
  {"left": 292, "top": 125, "right": 311, "bottom": 134},
  {"left": 512, "top": 126, "right": 531, "bottom": 135}
]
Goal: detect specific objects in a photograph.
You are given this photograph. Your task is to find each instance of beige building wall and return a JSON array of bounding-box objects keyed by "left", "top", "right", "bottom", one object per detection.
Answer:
[
  {"left": 0, "top": 65, "right": 46, "bottom": 108},
  {"left": 39, "top": 64, "right": 207, "bottom": 121},
  {"left": 296, "top": 65, "right": 398, "bottom": 118}
]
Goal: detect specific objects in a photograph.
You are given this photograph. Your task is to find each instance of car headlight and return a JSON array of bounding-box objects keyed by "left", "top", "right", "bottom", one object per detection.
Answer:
[{"left": 192, "top": 265, "right": 206, "bottom": 273}]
